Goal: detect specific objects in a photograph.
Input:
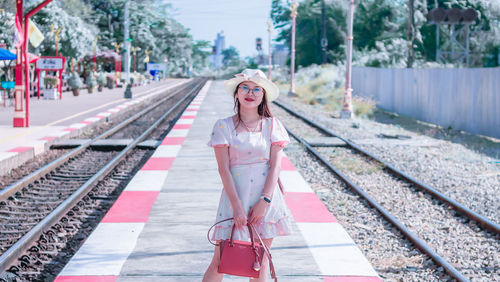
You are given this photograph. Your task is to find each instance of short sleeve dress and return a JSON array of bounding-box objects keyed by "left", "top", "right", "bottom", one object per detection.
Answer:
[{"left": 207, "top": 116, "right": 293, "bottom": 241}]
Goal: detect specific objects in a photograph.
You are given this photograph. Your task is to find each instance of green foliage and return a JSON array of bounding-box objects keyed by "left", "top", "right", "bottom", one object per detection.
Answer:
[
  {"left": 68, "top": 72, "right": 83, "bottom": 89},
  {"left": 222, "top": 46, "right": 240, "bottom": 66},
  {"left": 272, "top": 0, "right": 500, "bottom": 68},
  {"left": 44, "top": 76, "right": 58, "bottom": 89},
  {"left": 85, "top": 73, "right": 97, "bottom": 87},
  {"left": 96, "top": 73, "right": 107, "bottom": 86}
]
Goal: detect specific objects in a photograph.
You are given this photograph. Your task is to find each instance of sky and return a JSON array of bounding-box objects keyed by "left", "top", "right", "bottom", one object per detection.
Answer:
[{"left": 167, "top": 0, "right": 278, "bottom": 58}]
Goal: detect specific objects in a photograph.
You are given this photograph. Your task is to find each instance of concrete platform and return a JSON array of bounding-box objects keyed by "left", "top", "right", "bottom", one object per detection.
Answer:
[
  {"left": 0, "top": 79, "right": 190, "bottom": 175},
  {"left": 55, "top": 81, "right": 381, "bottom": 281}
]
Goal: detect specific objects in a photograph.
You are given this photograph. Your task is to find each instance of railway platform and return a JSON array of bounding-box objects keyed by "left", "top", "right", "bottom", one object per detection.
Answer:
[
  {"left": 0, "top": 79, "right": 189, "bottom": 175},
  {"left": 54, "top": 81, "right": 381, "bottom": 281}
]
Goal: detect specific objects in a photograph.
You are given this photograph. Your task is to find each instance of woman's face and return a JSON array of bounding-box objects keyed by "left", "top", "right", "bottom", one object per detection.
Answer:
[{"left": 235, "top": 81, "right": 265, "bottom": 110}]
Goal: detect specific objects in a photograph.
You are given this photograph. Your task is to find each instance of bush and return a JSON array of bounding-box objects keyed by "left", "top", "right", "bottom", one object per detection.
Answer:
[
  {"left": 96, "top": 73, "right": 106, "bottom": 86},
  {"left": 85, "top": 73, "right": 97, "bottom": 87},
  {"left": 67, "top": 72, "right": 83, "bottom": 90},
  {"left": 44, "top": 76, "right": 58, "bottom": 89}
]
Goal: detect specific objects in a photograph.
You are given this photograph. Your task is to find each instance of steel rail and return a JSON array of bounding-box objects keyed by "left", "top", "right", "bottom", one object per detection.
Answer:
[
  {"left": 284, "top": 125, "right": 469, "bottom": 282},
  {"left": 273, "top": 100, "right": 500, "bottom": 235},
  {"left": 0, "top": 79, "right": 194, "bottom": 202},
  {"left": 0, "top": 79, "right": 207, "bottom": 272}
]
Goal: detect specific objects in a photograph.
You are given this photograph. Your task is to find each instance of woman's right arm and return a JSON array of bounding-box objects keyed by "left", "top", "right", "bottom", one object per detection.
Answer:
[{"left": 214, "top": 146, "right": 247, "bottom": 228}]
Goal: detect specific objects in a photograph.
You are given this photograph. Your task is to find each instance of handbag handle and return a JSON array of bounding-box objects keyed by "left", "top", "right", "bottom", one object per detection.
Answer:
[{"left": 207, "top": 218, "right": 278, "bottom": 281}]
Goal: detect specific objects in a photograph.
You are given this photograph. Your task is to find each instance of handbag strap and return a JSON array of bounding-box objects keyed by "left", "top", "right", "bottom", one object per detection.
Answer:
[
  {"left": 207, "top": 218, "right": 278, "bottom": 281},
  {"left": 248, "top": 224, "right": 278, "bottom": 281}
]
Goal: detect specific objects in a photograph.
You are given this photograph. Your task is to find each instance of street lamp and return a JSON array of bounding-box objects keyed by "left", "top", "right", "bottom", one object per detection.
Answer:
[
  {"left": 340, "top": 0, "right": 355, "bottom": 119},
  {"left": 289, "top": 0, "right": 298, "bottom": 96},
  {"left": 93, "top": 35, "right": 100, "bottom": 78},
  {"left": 131, "top": 46, "right": 141, "bottom": 75},
  {"left": 267, "top": 19, "right": 273, "bottom": 80},
  {"left": 51, "top": 24, "right": 63, "bottom": 57}
]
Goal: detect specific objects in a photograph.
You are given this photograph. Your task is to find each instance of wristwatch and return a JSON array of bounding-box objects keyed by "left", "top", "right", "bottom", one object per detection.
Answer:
[{"left": 260, "top": 195, "right": 271, "bottom": 203}]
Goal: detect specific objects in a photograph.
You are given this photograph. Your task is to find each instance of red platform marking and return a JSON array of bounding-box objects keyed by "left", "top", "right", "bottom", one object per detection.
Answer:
[
  {"left": 141, "top": 157, "right": 175, "bottom": 170},
  {"left": 173, "top": 124, "right": 191, "bottom": 129},
  {"left": 80, "top": 120, "right": 93, "bottom": 125},
  {"left": 185, "top": 108, "right": 198, "bottom": 111},
  {"left": 323, "top": 276, "right": 382, "bottom": 282},
  {"left": 39, "top": 136, "right": 58, "bottom": 141},
  {"left": 281, "top": 156, "right": 295, "bottom": 171},
  {"left": 7, "top": 147, "right": 32, "bottom": 153},
  {"left": 285, "top": 192, "right": 337, "bottom": 223},
  {"left": 180, "top": 115, "right": 196, "bottom": 119},
  {"left": 101, "top": 191, "right": 160, "bottom": 223},
  {"left": 63, "top": 128, "right": 77, "bottom": 132},
  {"left": 161, "top": 137, "right": 185, "bottom": 145},
  {"left": 54, "top": 276, "right": 117, "bottom": 282}
]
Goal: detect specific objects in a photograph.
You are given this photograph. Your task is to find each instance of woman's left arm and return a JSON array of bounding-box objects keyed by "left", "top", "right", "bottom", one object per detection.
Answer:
[{"left": 248, "top": 144, "right": 283, "bottom": 224}]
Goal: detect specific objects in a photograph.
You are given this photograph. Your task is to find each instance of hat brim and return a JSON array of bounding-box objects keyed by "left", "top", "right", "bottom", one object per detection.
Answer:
[{"left": 224, "top": 77, "right": 279, "bottom": 102}]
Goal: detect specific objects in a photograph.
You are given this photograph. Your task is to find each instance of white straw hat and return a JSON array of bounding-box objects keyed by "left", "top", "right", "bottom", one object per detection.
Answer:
[{"left": 223, "top": 69, "right": 279, "bottom": 102}]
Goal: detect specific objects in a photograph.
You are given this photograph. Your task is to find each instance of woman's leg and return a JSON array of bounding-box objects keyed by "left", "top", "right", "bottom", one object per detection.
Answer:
[
  {"left": 202, "top": 240, "right": 224, "bottom": 282},
  {"left": 250, "top": 238, "right": 273, "bottom": 282}
]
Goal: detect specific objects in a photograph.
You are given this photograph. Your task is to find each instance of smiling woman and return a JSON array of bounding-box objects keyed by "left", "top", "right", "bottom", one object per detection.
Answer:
[{"left": 203, "top": 69, "right": 291, "bottom": 282}]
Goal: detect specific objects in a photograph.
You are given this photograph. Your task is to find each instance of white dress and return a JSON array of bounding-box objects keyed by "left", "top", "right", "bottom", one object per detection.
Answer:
[{"left": 207, "top": 116, "right": 293, "bottom": 241}]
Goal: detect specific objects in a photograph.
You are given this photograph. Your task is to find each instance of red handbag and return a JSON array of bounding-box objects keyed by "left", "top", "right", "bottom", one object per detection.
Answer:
[{"left": 207, "top": 218, "right": 277, "bottom": 281}]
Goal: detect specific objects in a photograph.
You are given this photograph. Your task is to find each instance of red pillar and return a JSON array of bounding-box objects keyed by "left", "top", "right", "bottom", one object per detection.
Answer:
[
  {"left": 13, "top": 0, "right": 54, "bottom": 127},
  {"left": 37, "top": 70, "right": 40, "bottom": 99},
  {"left": 13, "top": 1, "right": 25, "bottom": 127}
]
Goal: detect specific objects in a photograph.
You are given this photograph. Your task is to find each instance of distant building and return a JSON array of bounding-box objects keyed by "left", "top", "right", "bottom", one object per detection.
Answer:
[
  {"left": 272, "top": 43, "right": 289, "bottom": 68},
  {"left": 210, "top": 31, "right": 225, "bottom": 69}
]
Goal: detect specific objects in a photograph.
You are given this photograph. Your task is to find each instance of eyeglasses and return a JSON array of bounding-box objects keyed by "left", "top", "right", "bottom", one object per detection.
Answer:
[{"left": 238, "top": 85, "right": 264, "bottom": 96}]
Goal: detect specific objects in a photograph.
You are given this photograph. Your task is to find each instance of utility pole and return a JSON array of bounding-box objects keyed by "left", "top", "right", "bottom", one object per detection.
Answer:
[
  {"left": 321, "top": 0, "right": 328, "bottom": 64},
  {"left": 289, "top": 0, "right": 298, "bottom": 95},
  {"left": 340, "top": 0, "right": 354, "bottom": 119},
  {"left": 267, "top": 19, "right": 273, "bottom": 80},
  {"left": 407, "top": 0, "right": 415, "bottom": 68},
  {"left": 123, "top": 0, "right": 132, "bottom": 98}
]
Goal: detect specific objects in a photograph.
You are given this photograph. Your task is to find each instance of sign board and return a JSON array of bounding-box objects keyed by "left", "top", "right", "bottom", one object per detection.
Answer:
[
  {"left": 146, "top": 63, "right": 166, "bottom": 71},
  {"left": 36, "top": 57, "right": 64, "bottom": 70}
]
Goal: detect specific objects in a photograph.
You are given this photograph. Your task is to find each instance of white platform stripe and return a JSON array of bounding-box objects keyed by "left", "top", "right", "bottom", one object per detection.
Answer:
[
  {"left": 181, "top": 111, "right": 198, "bottom": 117},
  {"left": 108, "top": 108, "right": 120, "bottom": 113},
  {"left": 125, "top": 171, "right": 168, "bottom": 191},
  {"left": 187, "top": 105, "right": 200, "bottom": 109},
  {"left": 280, "top": 171, "right": 314, "bottom": 193},
  {"left": 51, "top": 131, "right": 71, "bottom": 137},
  {"left": 0, "top": 152, "right": 17, "bottom": 161},
  {"left": 68, "top": 123, "right": 87, "bottom": 129},
  {"left": 167, "top": 129, "right": 189, "bottom": 137},
  {"left": 58, "top": 223, "right": 145, "bottom": 276},
  {"left": 297, "top": 222, "right": 378, "bottom": 277},
  {"left": 96, "top": 112, "right": 112, "bottom": 117},
  {"left": 84, "top": 117, "right": 101, "bottom": 123},
  {"left": 176, "top": 118, "right": 194, "bottom": 125},
  {"left": 152, "top": 145, "right": 182, "bottom": 158}
]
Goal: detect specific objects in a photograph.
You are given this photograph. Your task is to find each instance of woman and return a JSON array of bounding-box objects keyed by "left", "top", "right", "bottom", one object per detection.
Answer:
[{"left": 203, "top": 69, "right": 292, "bottom": 282}]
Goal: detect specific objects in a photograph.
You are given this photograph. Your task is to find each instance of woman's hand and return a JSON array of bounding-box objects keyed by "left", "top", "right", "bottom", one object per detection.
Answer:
[
  {"left": 248, "top": 199, "right": 268, "bottom": 225},
  {"left": 233, "top": 205, "right": 247, "bottom": 228}
]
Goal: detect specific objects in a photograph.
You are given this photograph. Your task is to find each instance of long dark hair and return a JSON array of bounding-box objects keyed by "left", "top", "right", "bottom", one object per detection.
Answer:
[{"left": 233, "top": 82, "right": 273, "bottom": 130}]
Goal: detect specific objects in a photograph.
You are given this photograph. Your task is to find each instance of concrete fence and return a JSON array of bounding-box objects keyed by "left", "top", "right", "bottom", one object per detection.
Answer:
[{"left": 352, "top": 66, "right": 500, "bottom": 139}]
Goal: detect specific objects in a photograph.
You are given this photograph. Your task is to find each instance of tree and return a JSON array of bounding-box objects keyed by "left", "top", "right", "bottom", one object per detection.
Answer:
[
  {"left": 192, "top": 40, "right": 212, "bottom": 72},
  {"left": 29, "top": 2, "right": 97, "bottom": 60},
  {"left": 222, "top": 46, "right": 240, "bottom": 66}
]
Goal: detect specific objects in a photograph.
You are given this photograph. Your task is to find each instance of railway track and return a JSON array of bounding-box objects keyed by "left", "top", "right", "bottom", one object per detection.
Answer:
[
  {"left": 273, "top": 100, "right": 500, "bottom": 281},
  {"left": 0, "top": 79, "right": 207, "bottom": 281}
]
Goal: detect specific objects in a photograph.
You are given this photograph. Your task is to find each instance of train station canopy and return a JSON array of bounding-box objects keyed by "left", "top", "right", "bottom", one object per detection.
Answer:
[
  {"left": 0, "top": 48, "right": 39, "bottom": 63},
  {"left": 0, "top": 48, "right": 16, "bottom": 61}
]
